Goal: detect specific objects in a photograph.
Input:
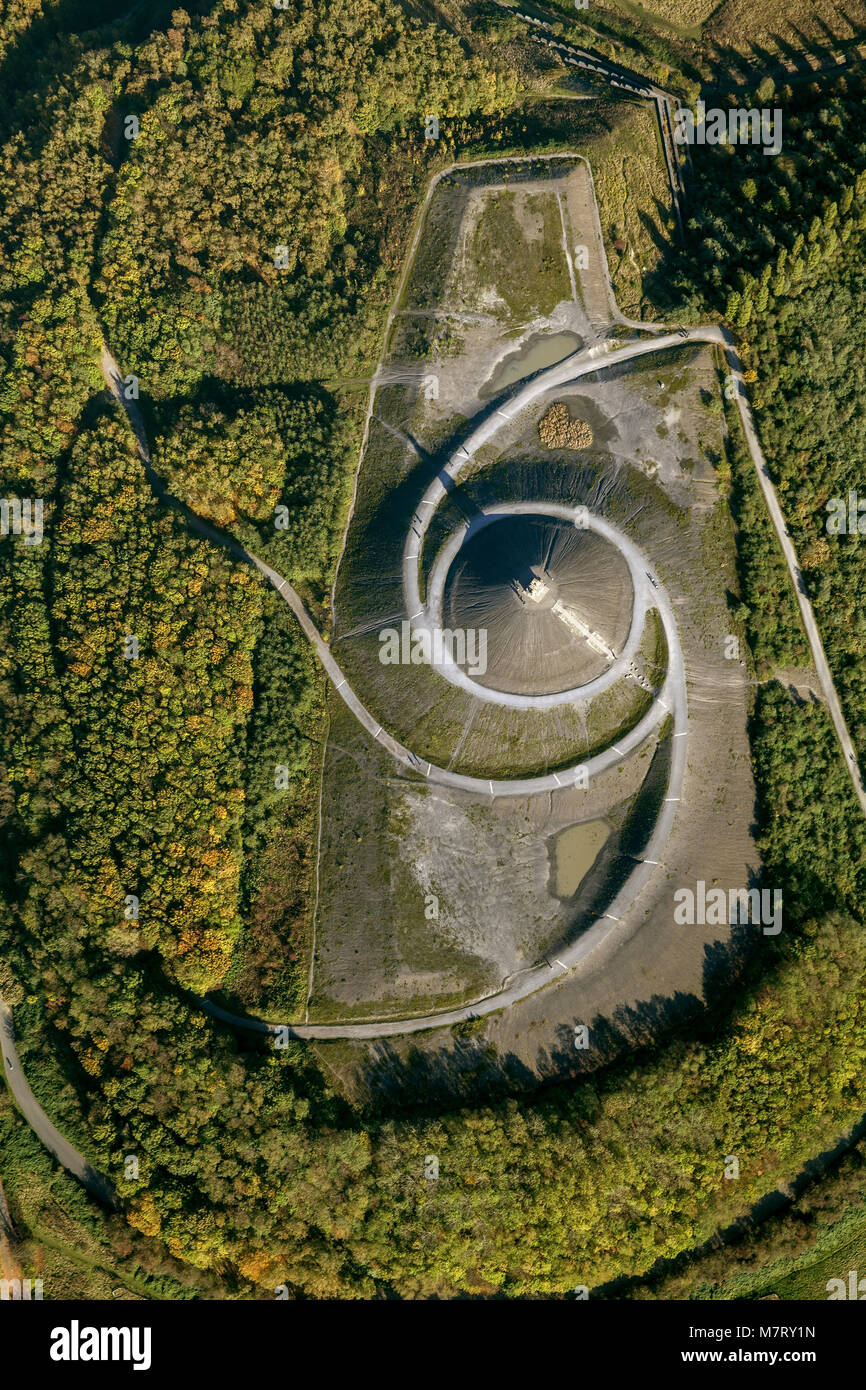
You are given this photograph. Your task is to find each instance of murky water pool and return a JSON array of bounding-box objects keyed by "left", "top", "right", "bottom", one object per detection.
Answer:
[
  {"left": 481, "top": 331, "right": 581, "bottom": 398},
  {"left": 551, "top": 818, "right": 611, "bottom": 898}
]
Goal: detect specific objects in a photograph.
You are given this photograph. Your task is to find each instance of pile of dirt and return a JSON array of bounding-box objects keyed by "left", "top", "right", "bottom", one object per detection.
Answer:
[{"left": 537, "top": 402, "right": 593, "bottom": 450}]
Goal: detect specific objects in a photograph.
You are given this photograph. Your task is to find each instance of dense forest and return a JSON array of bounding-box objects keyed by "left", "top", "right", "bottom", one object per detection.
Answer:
[
  {"left": 670, "top": 73, "right": 866, "bottom": 756},
  {"left": 2, "top": 0, "right": 866, "bottom": 1299}
]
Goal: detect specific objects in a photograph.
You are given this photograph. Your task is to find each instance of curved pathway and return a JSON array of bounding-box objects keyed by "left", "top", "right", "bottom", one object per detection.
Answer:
[
  {"left": 101, "top": 343, "right": 677, "bottom": 799},
  {"left": 3, "top": 118, "right": 862, "bottom": 1212},
  {"left": 420, "top": 503, "right": 648, "bottom": 708},
  {"left": 101, "top": 314, "right": 866, "bottom": 1034},
  {"left": 98, "top": 333, "right": 689, "bottom": 1036},
  {"left": 0, "top": 1000, "right": 117, "bottom": 1208}
]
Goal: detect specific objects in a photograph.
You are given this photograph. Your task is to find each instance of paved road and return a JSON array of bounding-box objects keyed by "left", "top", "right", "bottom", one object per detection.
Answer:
[
  {"left": 0, "top": 1000, "right": 117, "bottom": 1208},
  {"left": 202, "top": 549, "right": 688, "bottom": 1037},
  {"left": 202, "top": 321, "right": 866, "bottom": 1037},
  {"left": 420, "top": 503, "right": 649, "bottom": 707},
  {"left": 101, "top": 331, "right": 691, "bottom": 1035},
  {"left": 204, "top": 595, "right": 687, "bottom": 1041},
  {"left": 402, "top": 329, "right": 726, "bottom": 640},
  {"left": 8, "top": 146, "right": 863, "bottom": 1195},
  {"left": 104, "top": 320, "right": 866, "bottom": 1035},
  {"left": 102, "top": 344, "right": 671, "bottom": 799},
  {"left": 334, "top": 145, "right": 667, "bottom": 633}
]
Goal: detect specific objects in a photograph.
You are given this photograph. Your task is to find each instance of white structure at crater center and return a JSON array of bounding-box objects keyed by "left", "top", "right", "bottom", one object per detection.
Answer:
[{"left": 551, "top": 599, "right": 616, "bottom": 662}]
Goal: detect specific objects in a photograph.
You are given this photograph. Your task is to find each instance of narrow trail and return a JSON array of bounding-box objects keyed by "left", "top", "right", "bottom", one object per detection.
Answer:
[
  {"left": 4, "top": 128, "right": 865, "bottom": 1279},
  {"left": 0, "top": 1001, "right": 118, "bottom": 1209},
  {"left": 98, "top": 341, "right": 688, "bottom": 1038},
  {"left": 99, "top": 318, "right": 866, "bottom": 1036},
  {"left": 99, "top": 316, "right": 866, "bottom": 1022}
]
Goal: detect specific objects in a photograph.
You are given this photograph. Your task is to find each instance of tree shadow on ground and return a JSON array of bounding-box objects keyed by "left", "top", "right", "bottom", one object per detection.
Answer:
[{"left": 351, "top": 915, "right": 761, "bottom": 1119}]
